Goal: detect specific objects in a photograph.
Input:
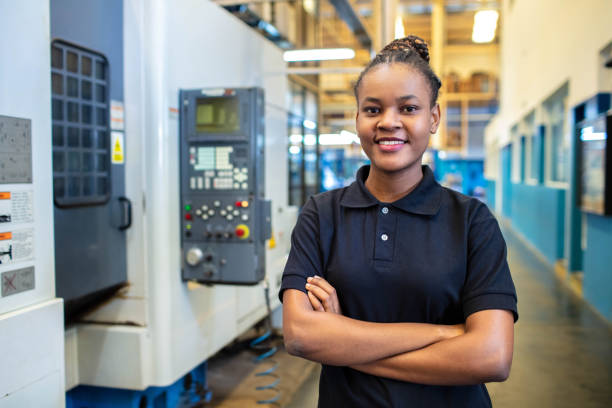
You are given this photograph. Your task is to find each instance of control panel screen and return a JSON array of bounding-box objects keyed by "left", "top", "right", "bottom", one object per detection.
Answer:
[
  {"left": 189, "top": 145, "right": 249, "bottom": 191},
  {"left": 196, "top": 97, "right": 240, "bottom": 133}
]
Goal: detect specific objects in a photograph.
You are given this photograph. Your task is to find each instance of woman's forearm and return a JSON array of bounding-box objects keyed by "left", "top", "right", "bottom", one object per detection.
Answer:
[
  {"left": 351, "top": 310, "right": 515, "bottom": 385},
  {"left": 283, "top": 290, "right": 462, "bottom": 366}
]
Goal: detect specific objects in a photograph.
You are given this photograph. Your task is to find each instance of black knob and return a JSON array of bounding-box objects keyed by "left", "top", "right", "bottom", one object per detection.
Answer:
[{"left": 205, "top": 254, "right": 214, "bottom": 262}]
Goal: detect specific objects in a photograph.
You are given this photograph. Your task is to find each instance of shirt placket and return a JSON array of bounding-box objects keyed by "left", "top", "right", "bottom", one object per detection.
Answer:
[{"left": 374, "top": 204, "right": 396, "bottom": 261}]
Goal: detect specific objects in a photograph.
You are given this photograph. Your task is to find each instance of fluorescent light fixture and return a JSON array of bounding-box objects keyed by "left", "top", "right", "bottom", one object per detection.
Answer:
[
  {"left": 289, "top": 134, "right": 303, "bottom": 144},
  {"left": 303, "top": 119, "right": 317, "bottom": 130},
  {"left": 438, "top": 150, "right": 447, "bottom": 159},
  {"left": 395, "top": 15, "right": 405, "bottom": 39},
  {"left": 284, "top": 48, "right": 356, "bottom": 62},
  {"left": 580, "top": 126, "right": 607, "bottom": 141},
  {"left": 319, "top": 130, "right": 360, "bottom": 145},
  {"left": 472, "top": 10, "right": 499, "bottom": 43},
  {"left": 304, "top": 134, "right": 317, "bottom": 146},
  {"left": 289, "top": 146, "right": 301, "bottom": 155}
]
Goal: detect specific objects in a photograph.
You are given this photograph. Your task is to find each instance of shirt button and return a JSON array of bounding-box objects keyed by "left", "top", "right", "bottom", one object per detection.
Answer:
[
  {"left": 381, "top": 207, "right": 389, "bottom": 214},
  {"left": 381, "top": 233, "right": 389, "bottom": 241}
]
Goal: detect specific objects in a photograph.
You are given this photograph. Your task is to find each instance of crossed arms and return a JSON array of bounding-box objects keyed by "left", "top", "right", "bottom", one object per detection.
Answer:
[{"left": 282, "top": 276, "right": 514, "bottom": 386}]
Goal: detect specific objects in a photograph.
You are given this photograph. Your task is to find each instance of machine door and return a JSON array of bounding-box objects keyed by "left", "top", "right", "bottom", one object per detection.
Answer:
[{"left": 50, "top": 0, "right": 128, "bottom": 320}]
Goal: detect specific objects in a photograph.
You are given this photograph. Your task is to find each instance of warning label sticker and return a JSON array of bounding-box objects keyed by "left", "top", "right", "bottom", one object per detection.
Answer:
[
  {"left": 111, "top": 131, "right": 125, "bottom": 164},
  {"left": 0, "top": 190, "right": 33, "bottom": 225},
  {"left": 1, "top": 266, "right": 35, "bottom": 297},
  {"left": 0, "top": 228, "right": 34, "bottom": 266}
]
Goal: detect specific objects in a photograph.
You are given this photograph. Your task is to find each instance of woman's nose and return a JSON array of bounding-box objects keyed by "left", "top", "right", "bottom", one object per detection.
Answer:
[{"left": 376, "top": 109, "right": 401, "bottom": 130}]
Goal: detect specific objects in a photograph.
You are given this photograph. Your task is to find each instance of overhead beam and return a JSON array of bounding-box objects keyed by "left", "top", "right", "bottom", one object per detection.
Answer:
[{"left": 327, "top": 0, "right": 372, "bottom": 49}]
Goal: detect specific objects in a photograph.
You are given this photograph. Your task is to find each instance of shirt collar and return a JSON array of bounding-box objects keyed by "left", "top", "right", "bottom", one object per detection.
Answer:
[{"left": 340, "top": 165, "right": 442, "bottom": 215}]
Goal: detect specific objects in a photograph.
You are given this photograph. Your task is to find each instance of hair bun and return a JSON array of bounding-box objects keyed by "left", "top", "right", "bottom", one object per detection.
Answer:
[{"left": 381, "top": 35, "right": 430, "bottom": 63}]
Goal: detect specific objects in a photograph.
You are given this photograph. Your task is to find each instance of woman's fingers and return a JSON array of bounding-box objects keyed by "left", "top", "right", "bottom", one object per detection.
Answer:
[
  {"left": 307, "top": 291, "right": 324, "bottom": 311},
  {"left": 307, "top": 276, "right": 341, "bottom": 314}
]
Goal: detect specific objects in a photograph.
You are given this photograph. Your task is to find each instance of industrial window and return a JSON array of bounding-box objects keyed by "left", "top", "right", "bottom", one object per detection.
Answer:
[
  {"left": 543, "top": 84, "right": 569, "bottom": 184},
  {"left": 51, "top": 41, "right": 110, "bottom": 207}
]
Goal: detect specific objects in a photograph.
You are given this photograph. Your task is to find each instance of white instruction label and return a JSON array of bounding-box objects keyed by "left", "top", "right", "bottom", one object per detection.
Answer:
[
  {"left": 0, "top": 228, "right": 34, "bottom": 266},
  {"left": 0, "top": 190, "right": 34, "bottom": 225}
]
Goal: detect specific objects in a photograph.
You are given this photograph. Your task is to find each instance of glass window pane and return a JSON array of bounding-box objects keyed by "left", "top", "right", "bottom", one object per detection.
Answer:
[
  {"left": 83, "top": 152, "right": 93, "bottom": 172},
  {"left": 97, "top": 177, "right": 107, "bottom": 195},
  {"left": 82, "top": 80, "right": 92, "bottom": 100},
  {"left": 82, "top": 129, "right": 92, "bottom": 148},
  {"left": 52, "top": 125, "right": 64, "bottom": 146},
  {"left": 52, "top": 99, "right": 63, "bottom": 121},
  {"left": 83, "top": 176, "right": 93, "bottom": 196},
  {"left": 96, "top": 84, "right": 106, "bottom": 103},
  {"left": 67, "top": 102, "right": 79, "bottom": 122},
  {"left": 68, "top": 152, "right": 80, "bottom": 172},
  {"left": 97, "top": 131, "right": 108, "bottom": 149},
  {"left": 54, "top": 177, "right": 65, "bottom": 198},
  {"left": 67, "top": 77, "right": 78, "bottom": 97},
  {"left": 67, "top": 51, "right": 78, "bottom": 73},
  {"left": 96, "top": 108, "right": 107, "bottom": 126},
  {"left": 95, "top": 60, "right": 105, "bottom": 80},
  {"left": 67, "top": 127, "right": 79, "bottom": 147},
  {"left": 53, "top": 152, "right": 65, "bottom": 172},
  {"left": 96, "top": 153, "right": 108, "bottom": 171},
  {"left": 68, "top": 177, "right": 80, "bottom": 197},
  {"left": 82, "top": 105, "right": 92, "bottom": 124},
  {"left": 51, "top": 46, "right": 63, "bottom": 69},
  {"left": 81, "top": 56, "right": 92, "bottom": 76},
  {"left": 52, "top": 73, "right": 63, "bottom": 95}
]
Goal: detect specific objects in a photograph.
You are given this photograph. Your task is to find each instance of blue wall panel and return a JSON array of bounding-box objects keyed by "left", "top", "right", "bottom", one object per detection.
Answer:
[
  {"left": 485, "top": 179, "right": 496, "bottom": 211},
  {"left": 583, "top": 214, "right": 612, "bottom": 322},
  {"left": 510, "top": 183, "right": 565, "bottom": 264}
]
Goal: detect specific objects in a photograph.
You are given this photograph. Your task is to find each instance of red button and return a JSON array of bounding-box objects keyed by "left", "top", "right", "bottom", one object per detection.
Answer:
[
  {"left": 235, "top": 228, "right": 245, "bottom": 237},
  {"left": 185, "top": 214, "right": 192, "bottom": 221},
  {"left": 235, "top": 201, "right": 242, "bottom": 207}
]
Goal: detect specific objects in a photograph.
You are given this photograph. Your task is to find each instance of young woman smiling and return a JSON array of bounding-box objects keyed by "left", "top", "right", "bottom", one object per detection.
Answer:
[{"left": 280, "top": 36, "right": 518, "bottom": 408}]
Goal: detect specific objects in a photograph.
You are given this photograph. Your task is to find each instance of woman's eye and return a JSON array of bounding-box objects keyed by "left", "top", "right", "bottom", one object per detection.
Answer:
[
  {"left": 364, "top": 106, "right": 380, "bottom": 114},
  {"left": 401, "top": 105, "right": 418, "bottom": 113}
]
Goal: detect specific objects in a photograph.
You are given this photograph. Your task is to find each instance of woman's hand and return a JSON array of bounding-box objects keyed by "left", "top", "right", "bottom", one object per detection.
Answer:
[{"left": 305, "top": 275, "right": 343, "bottom": 315}]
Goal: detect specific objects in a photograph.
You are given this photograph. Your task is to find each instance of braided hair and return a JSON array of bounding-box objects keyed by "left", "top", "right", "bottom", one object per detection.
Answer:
[{"left": 354, "top": 35, "right": 442, "bottom": 107}]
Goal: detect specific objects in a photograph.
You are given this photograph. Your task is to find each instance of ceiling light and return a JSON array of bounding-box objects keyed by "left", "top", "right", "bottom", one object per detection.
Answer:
[
  {"left": 303, "top": 119, "right": 317, "bottom": 130},
  {"left": 472, "top": 10, "right": 499, "bottom": 43},
  {"left": 283, "top": 48, "right": 356, "bottom": 62},
  {"left": 395, "top": 15, "right": 405, "bottom": 39},
  {"left": 319, "top": 131, "right": 360, "bottom": 145}
]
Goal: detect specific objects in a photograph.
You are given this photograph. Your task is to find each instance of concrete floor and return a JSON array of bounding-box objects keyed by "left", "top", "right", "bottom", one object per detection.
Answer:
[{"left": 284, "top": 224, "right": 612, "bottom": 408}]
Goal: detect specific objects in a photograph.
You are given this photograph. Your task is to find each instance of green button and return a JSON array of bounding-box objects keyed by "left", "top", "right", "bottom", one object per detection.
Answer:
[{"left": 185, "top": 204, "right": 192, "bottom": 211}]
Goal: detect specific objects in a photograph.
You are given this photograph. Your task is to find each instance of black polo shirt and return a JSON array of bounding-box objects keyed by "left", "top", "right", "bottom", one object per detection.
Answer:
[{"left": 280, "top": 165, "right": 518, "bottom": 408}]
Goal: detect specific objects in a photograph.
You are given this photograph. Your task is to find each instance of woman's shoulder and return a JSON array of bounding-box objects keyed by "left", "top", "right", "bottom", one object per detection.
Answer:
[{"left": 438, "top": 185, "right": 495, "bottom": 224}]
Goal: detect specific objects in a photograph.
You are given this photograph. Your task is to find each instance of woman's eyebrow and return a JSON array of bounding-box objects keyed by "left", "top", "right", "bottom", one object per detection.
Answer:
[
  {"left": 363, "top": 97, "right": 381, "bottom": 104},
  {"left": 397, "top": 95, "right": 419, "bottom": 102}
]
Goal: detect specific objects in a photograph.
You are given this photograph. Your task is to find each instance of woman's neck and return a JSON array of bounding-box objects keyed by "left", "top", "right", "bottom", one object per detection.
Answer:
[{"left": 364, "top": 164, "right": 424, "bottom": 203}]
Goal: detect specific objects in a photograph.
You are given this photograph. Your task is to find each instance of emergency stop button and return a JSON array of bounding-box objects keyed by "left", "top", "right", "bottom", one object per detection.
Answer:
[{"left": 235, "top": 224, "right": 250, "bottom": 239}]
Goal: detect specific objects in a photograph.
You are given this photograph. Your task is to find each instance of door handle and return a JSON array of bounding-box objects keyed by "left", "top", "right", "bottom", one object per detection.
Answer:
[{"left": 118, "top": 196, "right": 132, "bottom": 231}]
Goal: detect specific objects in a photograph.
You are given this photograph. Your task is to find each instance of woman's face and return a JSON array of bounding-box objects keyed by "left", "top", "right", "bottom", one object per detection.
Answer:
[{"left": 355, "top": 63, "right": 440, "bottom": 175}]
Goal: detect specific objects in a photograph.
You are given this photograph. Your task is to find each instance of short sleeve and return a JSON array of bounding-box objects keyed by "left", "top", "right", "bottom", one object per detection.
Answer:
[
  {"left": 279, "top": 197, "right": 324, "bottom": 302},
  {"left": 462, "top": 204, "right": 518, "bottom": 322}
]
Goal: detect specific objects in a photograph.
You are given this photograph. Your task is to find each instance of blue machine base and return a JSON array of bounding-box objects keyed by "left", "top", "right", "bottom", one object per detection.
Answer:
[{"left": 66, "top": 361, "right": 212, "bottom": 408}]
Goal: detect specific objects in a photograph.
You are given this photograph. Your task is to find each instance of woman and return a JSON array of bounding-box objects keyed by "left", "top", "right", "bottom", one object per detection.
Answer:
[{"left": 280, "top": 35, "right": 517, "bottom": 407}]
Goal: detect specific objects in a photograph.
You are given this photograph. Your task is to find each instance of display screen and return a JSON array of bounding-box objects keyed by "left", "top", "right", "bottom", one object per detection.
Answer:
[
  {"left": 196, "top": 97, "right": 240, "bottom": 133},
  {"left": 580, "top": 116, "right": 607, "bottom": 214}
]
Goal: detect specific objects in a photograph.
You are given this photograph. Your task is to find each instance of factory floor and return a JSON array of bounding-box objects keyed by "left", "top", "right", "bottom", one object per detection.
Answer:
[{"left": 203, "top": 223, "right": 612, "bottom": 408}]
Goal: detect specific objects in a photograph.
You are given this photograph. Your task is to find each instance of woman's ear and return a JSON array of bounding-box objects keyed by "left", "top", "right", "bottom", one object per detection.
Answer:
[{"left": 430, "top": 103, "right": 441, "bottom": 134}]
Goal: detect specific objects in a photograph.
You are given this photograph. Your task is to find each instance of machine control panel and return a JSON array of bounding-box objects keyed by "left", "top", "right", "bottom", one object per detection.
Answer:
[{"left": 179, "top": 88, "right": 270, "bottom": 284}]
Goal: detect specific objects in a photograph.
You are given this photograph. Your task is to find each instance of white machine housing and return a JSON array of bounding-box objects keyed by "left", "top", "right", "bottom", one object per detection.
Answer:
[
  {"left": 0, "top": 2, "right": 65, "bottom": 407},
  {"left": 64, "top": 0, "right": 295, "bottom": 391}
]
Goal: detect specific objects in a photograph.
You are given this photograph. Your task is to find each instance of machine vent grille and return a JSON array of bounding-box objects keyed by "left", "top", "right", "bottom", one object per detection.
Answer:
[{"left": 51, "top": 41, "right": 111, "bottom": 207}]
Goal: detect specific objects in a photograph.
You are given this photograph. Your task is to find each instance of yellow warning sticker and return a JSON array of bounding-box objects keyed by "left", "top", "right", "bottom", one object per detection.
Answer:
[{"left": 111, "top": 131, "right": 125, "bottom": 164}]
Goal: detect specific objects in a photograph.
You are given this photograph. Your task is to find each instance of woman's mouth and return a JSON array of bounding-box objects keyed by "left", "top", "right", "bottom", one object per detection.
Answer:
[{"left": 376, "top": 139, "right": 407, "bottom": 151}]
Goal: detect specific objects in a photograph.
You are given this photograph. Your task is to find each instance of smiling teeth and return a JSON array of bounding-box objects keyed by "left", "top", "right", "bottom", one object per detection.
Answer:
[{"left": 379, "top": 140, "right": 404, "bottom": 145}]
